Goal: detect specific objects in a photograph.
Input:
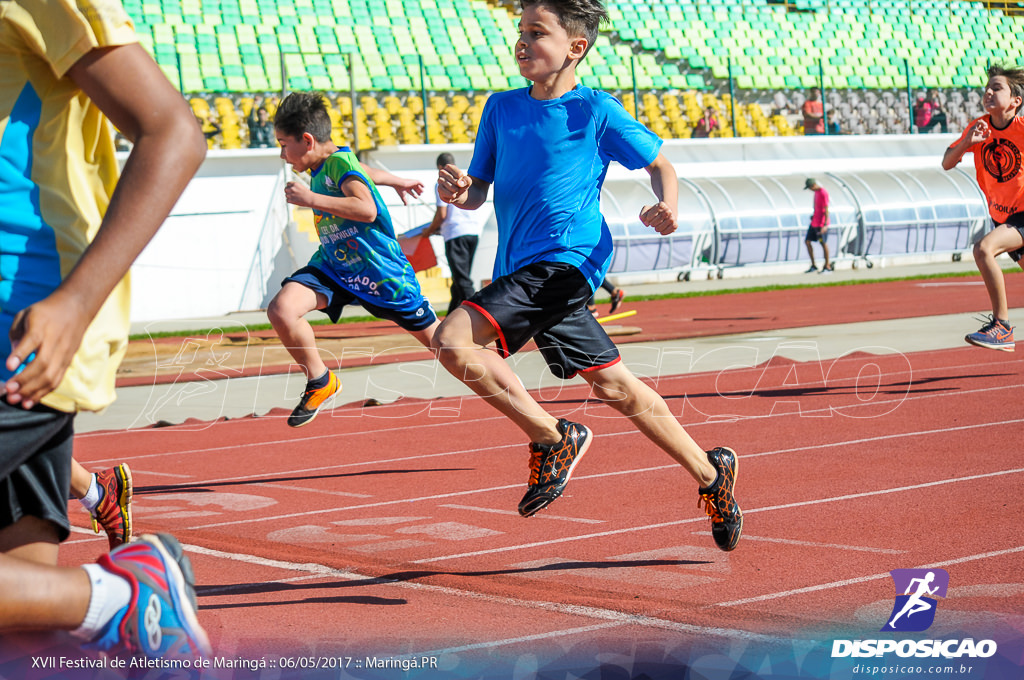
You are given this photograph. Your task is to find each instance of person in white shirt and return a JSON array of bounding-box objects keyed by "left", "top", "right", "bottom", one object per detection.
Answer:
[{"left": 426, "top": 153, "right": 487, "bottom": 314}]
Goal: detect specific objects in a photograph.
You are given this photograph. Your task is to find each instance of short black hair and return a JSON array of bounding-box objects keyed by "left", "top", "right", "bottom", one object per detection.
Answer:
[
  {"left": 520, "top": 0, "right": 608, "bottom": 58},
  {"left": 274, "top": 92, "right": 332, "bottom": 142},
  {"left": 436, "top": 152, "right": 455, "bottom": 168},
  {"left": 988, "top": 63, "right": 1024, "bottom": 114}
]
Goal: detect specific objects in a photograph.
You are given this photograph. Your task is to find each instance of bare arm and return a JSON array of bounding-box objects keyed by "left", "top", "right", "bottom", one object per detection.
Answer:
[
  {"left": 284, "top": 175, "right": 377, "bottom": 223},
  {"left": 437, "top": 163, "right": 489, "bottom": 211},
  {"left": 4, "top": 43, "right": 206, "bottom": 408},
  {"left": 943, "top": 120, "right": 987, "bottom": 170},
  {"left": 639, "top": 153, "right": 679, "bottom": 235},
  {"left": 424, "top": 204, "right": 447, "bottom": 237},
  {"left": 362, "top": 164, "right": 424, "bottom": 204}
]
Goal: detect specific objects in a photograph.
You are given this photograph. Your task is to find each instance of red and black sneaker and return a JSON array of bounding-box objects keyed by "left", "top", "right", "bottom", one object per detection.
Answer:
[
  {"left": 518, "top": 419, "right": 592, "bottom": 517},
  {"left": 698, "top": 447, "right": 743, "bottom": 552},
  {"left": 92, "top": 464, "right": 133, "bottom": 550}
]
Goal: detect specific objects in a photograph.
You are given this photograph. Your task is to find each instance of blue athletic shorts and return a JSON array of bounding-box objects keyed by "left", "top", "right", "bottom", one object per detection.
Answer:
[
  {"left": 0, "top": 399, "right": 74, "bottom": 540},
  {"left": 463, "top": 262, "right": 621, "bottom": 380},
  {"left": 805, "top": 225, "right": 825, "bottom": 243},
  {"left": 283, "top": 266, "right": 437, "bottom": 331}
]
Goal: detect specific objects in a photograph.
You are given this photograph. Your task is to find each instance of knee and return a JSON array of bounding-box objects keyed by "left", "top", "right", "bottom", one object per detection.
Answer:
[
  {"left": 973, "top": 239, "right": 993, "bottom": 260},
  {"left": 267, "top": 293, "right": 295, "bottom": 327},
  {"left": 430, "top": 323, "right": 466, "bottom": 362}
]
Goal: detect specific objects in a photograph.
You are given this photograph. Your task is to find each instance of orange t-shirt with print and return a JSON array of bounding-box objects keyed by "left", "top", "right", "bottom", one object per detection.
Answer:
[{"left": 951, "top": 114, "right": 1024, "bottom": 223}]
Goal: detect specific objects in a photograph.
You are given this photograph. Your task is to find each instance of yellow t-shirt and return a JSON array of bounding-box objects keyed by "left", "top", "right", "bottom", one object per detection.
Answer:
[
  {"left": 951, "top": 114, "right": 1024, "bottom": 223},
  {"left": 0, "top": 0, "right": 137, "bottom": 412}
]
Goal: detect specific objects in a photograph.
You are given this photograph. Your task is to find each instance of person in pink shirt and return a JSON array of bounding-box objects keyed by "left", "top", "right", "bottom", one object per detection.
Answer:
[
  {"left": 802, "top": 88, "right": 825, "bottom": 135},
  {"left": 804, "top": 177, "right": 833, "bottom": 273}
]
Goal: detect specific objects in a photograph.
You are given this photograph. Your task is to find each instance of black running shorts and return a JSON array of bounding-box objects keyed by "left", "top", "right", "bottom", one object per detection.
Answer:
[
  {"left": 0, "top": 399, "right": 74, "bottom": 541},
  {"left": 1001, "top": 213, "right": 1024, "bottom": 263},
  {"left": 463, "top": 262, "right": 621, "bottom": 379}
]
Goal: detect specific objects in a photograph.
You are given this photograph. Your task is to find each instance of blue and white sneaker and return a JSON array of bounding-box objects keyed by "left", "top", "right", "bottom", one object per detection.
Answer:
[
  {"left": 85, "top": 533, "right": 211, "bottom": 659},
  {"left": 965, "top": 315, "right": 1015, "bottom": 352}
]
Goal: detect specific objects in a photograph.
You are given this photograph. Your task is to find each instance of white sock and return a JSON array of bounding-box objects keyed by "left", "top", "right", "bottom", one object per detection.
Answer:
[
  {"left": 78, "top": 474, "right": 102, "bottom": 513},
  {"left": 72, "top": 563, "right": 132, "bottom": 640}
]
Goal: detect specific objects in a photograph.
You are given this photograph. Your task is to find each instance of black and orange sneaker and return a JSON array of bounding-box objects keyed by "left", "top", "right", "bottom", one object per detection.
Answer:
[
  {"left": 92, "top": 464, "right": 133, "bottom": 550},
  {"left": 609, "top": 288, "right": 625, "bottom": 314},
  {"left": 518, "top": 419, "right": 592, "bottom": 517},
  {"left": 287, "top": 371, "right": 341, "bottom": 427},
  {"left": 698, "top": 447, "right": 743, "bottom": 552}
]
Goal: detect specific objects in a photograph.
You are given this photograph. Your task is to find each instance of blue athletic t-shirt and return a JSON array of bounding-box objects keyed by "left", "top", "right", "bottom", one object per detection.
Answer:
[
  {"left": 468, "top": 86, "right": 662, "bottom": 291},
  {"left": 306, "top": 147, "right": 424, "bottom": 311}
]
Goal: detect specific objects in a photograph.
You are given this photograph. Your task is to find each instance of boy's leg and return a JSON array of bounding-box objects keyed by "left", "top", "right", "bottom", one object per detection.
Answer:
[
  {"left": 0, "top": 551, "right": 90, "bottom": 630},
  {"left": 973, "top": 224, "right": 1024, "bottom": 321},
  {"left": 580, "top": 361, "right": 743, "bottom": 551},
  {"left": 0, "top": 515, "right": 62, "bottom": 565},
  {"left": 433, "top": 306, "right": 560, "bottom": 444},
  {"left": 267, "top": 281, "right": 330, "bottom": 380},
  {"left": 579, "top": 362, "right": 715, "bottom": 486},
  {"left": 407, "top": 319, "right": 441, "bottom": 348},
  {"left": 821, "top": 240, "right": 832, "bottom": 271}
]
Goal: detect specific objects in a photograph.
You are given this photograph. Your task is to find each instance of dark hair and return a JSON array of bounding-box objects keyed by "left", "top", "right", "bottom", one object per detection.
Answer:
[
  {"left": 519, "top": 0, "right": 608, "bottom": 58},
  {"left": 988, "top": 64, "right": 1024, "bottom": 114},
  {"left": 436, "top": 152, "right": 455, "bottom": 168},
  {"left": 274, "top": 92, "right": 332, "bottom": 142}
]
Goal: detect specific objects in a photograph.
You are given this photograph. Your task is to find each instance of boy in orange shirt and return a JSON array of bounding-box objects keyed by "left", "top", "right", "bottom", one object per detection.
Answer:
[{"left": 944, "top": 64, "right": 1024, "bottom": 351}]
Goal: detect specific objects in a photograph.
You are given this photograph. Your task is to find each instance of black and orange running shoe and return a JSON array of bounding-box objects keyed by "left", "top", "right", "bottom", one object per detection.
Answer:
[
  {"left": 609, "top": 288, "right": 625, "bottom": 314},
  {"left": 698, "top": 447, "right": 743, "bottom": 552},
  {"left": 92, "top": 464, "right": 133, "bottom": 550},
  {"left": 287, "top": 371, "right": 341, "bottom": 428},
  {"left": 518, "top": 419, "right": 592, "bottom": 517}
]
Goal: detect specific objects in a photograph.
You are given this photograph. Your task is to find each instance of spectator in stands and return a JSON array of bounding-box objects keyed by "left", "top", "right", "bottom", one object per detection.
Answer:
[
  {"left": 691, "top": 106, "right": 719, "bottom": 138},
  {"left": 804, "top": 177, "right": 832, "bottom": 273},
  {"left": 425, "top": 153, "right": 487, "bottom": 314},
  {"left": 1, "top": 0, "right": 210, "bottom": 660},
  {"left": 433, "top": 0, "right": 742, "bottom": 551},
  {"left": 802, "top": 87, "right": 825, "bottom": 135},
  {"left": 194, "top": 112, "right": 221, "bottom": 146},
  {"left": 771, "top": 91, "right": 792, "bottom": 117},
  {"left": 943, "top": 64, "right": 1024, "bottom": 352},
  {"left": 248, "top": 95, "right": 275, "bottom": 148},
  {"left": 268, "top": 92, "right": 438, "bottom": 428},
  {"left": 916, "top": 90, "right": 949, "bottom": 134}
]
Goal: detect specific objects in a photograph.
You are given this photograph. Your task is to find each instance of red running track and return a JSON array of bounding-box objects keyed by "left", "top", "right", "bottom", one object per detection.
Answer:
[{"left": 22, "top": 276, "right": 1024, "bottom": 678}]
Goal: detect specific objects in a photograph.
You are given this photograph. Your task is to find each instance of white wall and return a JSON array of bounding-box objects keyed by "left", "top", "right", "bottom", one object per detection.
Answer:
[{"left": 126, "top": 134, "right": 969, "bottom": 322}]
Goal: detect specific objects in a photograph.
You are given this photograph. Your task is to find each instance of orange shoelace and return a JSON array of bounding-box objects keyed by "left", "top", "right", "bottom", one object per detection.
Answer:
[
  {"left": 527, "top": 445, "right": 544, "bottom": 485},
  {"left": 698, "top": 493, "right": 723, "bottom": 523}
]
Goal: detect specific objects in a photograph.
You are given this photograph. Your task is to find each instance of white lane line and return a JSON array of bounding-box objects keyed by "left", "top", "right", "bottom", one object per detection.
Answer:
[
  {"left": 691, "top": 532, "right": 905, "bottom": 554},
  {"left": 748, "top": 417, "right": 1024, "bottom": 458},
  {"left": 189, "top": 419, "right": 1024, "bottom": 531},
  {"left": 714, "top": 546, "right": 1024, "bottom": 608},
  {"left": 82, "top": 377, "right": 1021, "bottom": 473},
  {"left": 412, "top": 467, "right": 1024, "bottom": 564},
  {"left": 410, "top": 622, "right": 628, "bottom": 656},
  {"left": 183, "top": 543, "right": 793, "bottom": 645},
  {"left": 440, "top": 504, "right": 605, "bottom": 524}
]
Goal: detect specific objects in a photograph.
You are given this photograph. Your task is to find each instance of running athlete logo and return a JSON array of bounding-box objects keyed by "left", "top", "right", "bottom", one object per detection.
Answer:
[
  {"left": 881, "top": 568, "right": 949, "bottom": 632},
  {"left": 982, "top": 138, "right": 1022, "bottom": 183}
]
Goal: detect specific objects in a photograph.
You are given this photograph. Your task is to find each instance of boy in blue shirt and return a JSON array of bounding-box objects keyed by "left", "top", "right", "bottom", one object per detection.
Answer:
[
  {"left": 269, "top": 92, "right": 439, "bottom": 427},
  {"left": 433, "top": 0, "right": 742, "bottom": 551}
]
